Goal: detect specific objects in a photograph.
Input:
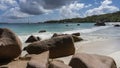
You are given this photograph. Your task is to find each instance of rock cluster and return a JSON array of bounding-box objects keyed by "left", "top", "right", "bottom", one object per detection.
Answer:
[{"left": 0, "top": 28, "right": 117, "bottom": 68}]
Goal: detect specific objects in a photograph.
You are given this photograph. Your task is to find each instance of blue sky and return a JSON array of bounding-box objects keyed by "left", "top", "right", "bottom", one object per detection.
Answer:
[{"left": 0, "top": 0, "right": 119, "bottom": 23}]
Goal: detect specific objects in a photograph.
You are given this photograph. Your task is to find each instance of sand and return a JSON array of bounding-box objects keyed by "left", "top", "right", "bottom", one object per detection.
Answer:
[{"left": 56, "top": 38, "right": 120, "bottom": 68}]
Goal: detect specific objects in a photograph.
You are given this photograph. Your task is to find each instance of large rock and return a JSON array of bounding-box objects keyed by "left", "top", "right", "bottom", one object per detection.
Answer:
[
  {"left": 69, "top": 53, "right": 117, "bottom": 68},
  {"left": 27, "top": 51, "right": 49, "bottom": 68},
  {"left": 72, "top": 33, "right": 80, "bottom": 36},
  {"left": 52, "top": 33, "right": 83, "bottom": 42},
  {"left": 24, "top": 35, "right": 75, "bottom": 58},
  {"left": 49, "top": 60, "right": 72, "bottom": 68},
  {"left": 0, "top": 28, "right": 22, "bottom": 61},
  {"left": 25, "top": 35, "right": 40, "bottom": 43}
]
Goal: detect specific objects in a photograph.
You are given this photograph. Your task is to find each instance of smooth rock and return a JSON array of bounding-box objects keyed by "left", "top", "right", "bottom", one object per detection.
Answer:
[
  {"left": 27, "top": 51, "right": 49, "bottom": 68},
  {"left": 0, "top": 28, "right": 22, "bottom": 61},
  {"left": 24, "top": 35, "right": 75, "bottom": 58},
  {"left": 69, "top": 53, "right": 117, "bottom": 68}
]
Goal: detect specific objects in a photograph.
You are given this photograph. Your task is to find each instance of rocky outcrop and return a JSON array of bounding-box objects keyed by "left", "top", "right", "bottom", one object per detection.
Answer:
[
  {"left": 25, "top": 35, "right": 41, "bottom": 43},
  {"left": 69, "top": 53, "right": 117, "bottom": 68},
  {"left": 24, "top": 35, "right": 75, "bottom": 58},
  {"left": 0, "top": 28, "right": 22, "bottom": 61},
  {"left": 49, "top": 60, "right": 72, "bottom": 68},
  {"left": 27, "top": 51, "right": 49, "bottom": 68}
]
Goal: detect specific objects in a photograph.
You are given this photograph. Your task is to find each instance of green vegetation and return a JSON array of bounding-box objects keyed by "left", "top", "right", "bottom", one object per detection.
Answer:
[{"left": 44, "top": 11, "right": 120, "bottom": 23}]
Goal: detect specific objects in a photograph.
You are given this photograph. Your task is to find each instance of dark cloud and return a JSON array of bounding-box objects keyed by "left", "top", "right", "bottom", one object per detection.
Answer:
[{"left": 19, "top": 0, "right": 76, "bottom": 15}]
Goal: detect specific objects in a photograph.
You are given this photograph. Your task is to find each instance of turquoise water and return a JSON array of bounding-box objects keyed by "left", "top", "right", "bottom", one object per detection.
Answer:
[
  {"left": 0, "top": 23, "right": 120, "bottom": 42},
  {"left": 0, "top": 23, "right": 94, "bottom": 35}
]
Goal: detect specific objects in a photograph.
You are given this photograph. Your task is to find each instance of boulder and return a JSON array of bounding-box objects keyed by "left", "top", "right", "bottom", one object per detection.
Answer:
[
  {"left": 52, "top": 33, "right": 83, "bottom": 42},
  {"left": 72, "top": 33, "right": 80, "bottom": 36},
  {"left": 25, "top": 35, "right": 41, "bottom": 43},
  {"left": 39, "top": 30, "right": 46, "bottom": 33},
  {"left": 72, "top": 35, "right": 83, "bottom": 42},
  {"left": 114, "top": 24, "right": 120, "bottom": 27},
  {"left": 69, "top": 53, "right": 117, "bottom": 68},
  {"left": 0, "top": 28, "right": 22, "bottom": 61},
  {"left": 49, "top": 60, "right": 72, "bottom": 68},
  {"left": 24, "top": 35, "right": 75, "bottom": 58},
  {"left": 27, "top": 51, "right": 49, "bottom": 68}
]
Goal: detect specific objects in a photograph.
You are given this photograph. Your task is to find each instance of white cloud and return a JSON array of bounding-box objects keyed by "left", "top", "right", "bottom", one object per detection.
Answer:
[
  {"left": 85, "top": 4, "right": 92, "bottom": 8},
  {"left": 60, "top": 2, "right": 85, "bottom": 19},
  {"left": 2, "top": 7, "right": 30, "bottom": 19},
  {"left": 19, "top": 0, "right": 77, "bottom": 15},
  {"left": 0, "top": 0, "right": 18, "bottom": 11},
  {"left": 86, "top": 0, "right": 119, "bottom": 16}
]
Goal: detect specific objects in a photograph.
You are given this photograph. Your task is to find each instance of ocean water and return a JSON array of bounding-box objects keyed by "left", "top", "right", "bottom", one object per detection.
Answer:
[{"left": 0, "top": 23, "right": 120, "bottom": 43}]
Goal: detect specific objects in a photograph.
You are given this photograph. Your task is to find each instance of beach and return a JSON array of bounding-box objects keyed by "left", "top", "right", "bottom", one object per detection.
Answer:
[{"left": 0, "top": 23, "right": 120, "bottom": 68}]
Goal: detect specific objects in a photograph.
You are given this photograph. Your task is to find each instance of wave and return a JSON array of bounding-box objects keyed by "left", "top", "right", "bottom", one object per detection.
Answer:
[{"left": 63, "top": 26, "right": 112, "bottom": 34}]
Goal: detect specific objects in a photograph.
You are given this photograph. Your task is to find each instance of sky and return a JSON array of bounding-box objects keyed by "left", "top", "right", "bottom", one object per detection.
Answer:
[{"left": 0, "top": 0, "right": 119, "bottom": 23}]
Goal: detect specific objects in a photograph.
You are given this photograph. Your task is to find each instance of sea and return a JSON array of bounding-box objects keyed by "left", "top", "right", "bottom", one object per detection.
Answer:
[{"left": 0, "top": 22, "right": 120, "bottom": 43}]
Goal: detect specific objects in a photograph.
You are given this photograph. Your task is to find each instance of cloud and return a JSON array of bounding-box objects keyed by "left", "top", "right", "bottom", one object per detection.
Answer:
[
  {"left": 19, "top": 0, "right": 76, "bottom": 15},
  {"left": 0, "top": 0, "right": 18, "bottom": 11},
  {"left": 86, "top": 0, "right": 119, "bottom": 16},
  {"left": 2, "top": 7, "right": 30, "bottom": 19},
  {"left": 60, "top": 1, "right": 85, "bottom": 19},
  {"left": 1, "top": 0, "right": 80, "bottom": 19},
  {"left": 85, "top": 4, "right": 92, "bottom": 8}
]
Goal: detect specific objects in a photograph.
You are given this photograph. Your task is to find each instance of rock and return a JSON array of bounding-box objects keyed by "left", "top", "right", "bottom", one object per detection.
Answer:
[
  {"left": 49, "top": 60, "right": 72, "bottom": 68},
  {"left": 69, "top": 53, "right": 117, "bottom": 68},
  {"left": 94, "top": 21, "right": 106, "bottom": 26},
  {"left": 27, "top": 51, "right": 49, "bottom": 68},
  {"left": 66, "top": 25, "right": 69, "bottom": 26},
  {"left": 72, "top": 35, "right": 83, "bottom": 42},
  {"left": 72, "top": 33, "right": 80, "bottom": 36},
  {"left": 24, "top": 35, "right": 75, "bottom": 58},
  {"left": 77, "top": 24, "right": 80, "bottom": 26},
  {"left": 0, "top": 60, "right": 28, "bottom": 68},
  {"left": 0, "top": 28, "right": 22, "bottom": 61},
  {"left": 114, "top": 24, "right": 120, "bottom": 27},
  {"left": 52, "top": 33, "right": 83, "bottom": 42},
  {"left": 25, "top": 35, "right": 41, "bottom": 43},
  {"left": 39, "top": 30, "right": 46, "bottom": 33},
  {"left": 51, "top": 33, "right": 66, "bottom": 38}
]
